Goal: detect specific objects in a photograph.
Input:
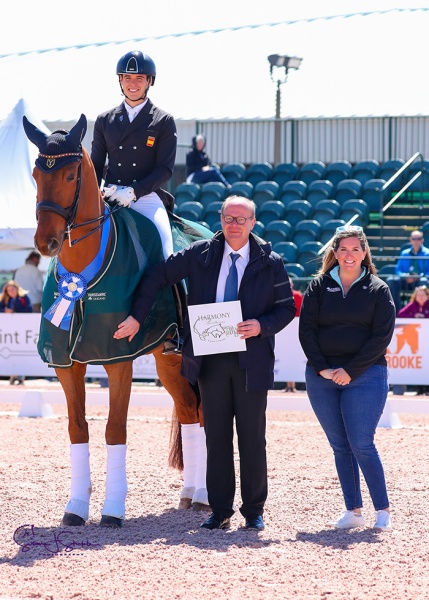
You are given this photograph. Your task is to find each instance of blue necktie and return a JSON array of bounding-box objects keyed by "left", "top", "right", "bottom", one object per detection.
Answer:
[{"left": 223, "top": 252, "right": 240, "bottom": 301}]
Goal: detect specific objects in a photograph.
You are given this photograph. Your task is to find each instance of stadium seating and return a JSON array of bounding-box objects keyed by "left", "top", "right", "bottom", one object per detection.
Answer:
[
  {"left": 334, "top": 179, "right": 362, "bottom": 203},
  {"left": 221, "top": 162, "right": 246, "bottom": 184},
  {"left": 252, "top": 181, "right": 280, "bottom": 207},
  {"left": 407, "top": 159, "right": 429, "bottom": 191},
  {"left": 362, "top": 179, "right": 387, "bottom": 212},
  {"left": 306, "top": 180, "right": 335, "bottom": 207},
  {"left": 228, "top": 181, "right": 254, "bottom": 198},
  {"left": 284, "top": 201, "right": 311, "bottom": 227},
  {"left": 271, "top": 162, "right": 299, "bottom": 187},
  {"left": 299, "top": 161, "right": 326, "bottom": 186},
  {"left": 313, "top": 199, "right": 341, "bottom": 218},
  {"left": 297, "top": 241, "right": 324, "bottom": 276},
  {"left": 273, "top": 243, "right": 299, "bottom": 264},
  {"left": 252, "top": 221, "right": 265, "bottom": 237},
  {"left": 351, "top": 159, "right": 380, "bottom": 186},
  {"left": 379, "top": 158, "right": 405, "bottom": 191},
  {"left": 325, "top": 160, "right": 352, "bottom": 186},
  {"left": 203, "top": 201, "right": 223, "bottom": 228},
  {"left": 199, "top": 182, "right": 227, "bottom": 208},
  {"left": 280, "top": 181, "right": 308, "bottom": 206},
  {"left": 256, "top": 200, "right": 285, "bottom": 225},
  {"left": 339, "top": 199, "right": 369, "bottom": 226},
  {"left": 263, "top": 220, "right": 292, "bottom": 245},
  {"left": 319, "top": 219, "right": 346, "bottom": 245},
  {"left": 174, "top": 182, "right": 201, "bottom": 207},
  {"left": 176, "top": 200, "right": 204, "bottom": 221},
  {"left": 292, "top": 220, "right": 321, "bottom": 246},
  {"left": 245, "top": 162, "right": 273, "bottom": 186},
  {"left": 284, "top": 262, "right": 306, "bottom": 278}
]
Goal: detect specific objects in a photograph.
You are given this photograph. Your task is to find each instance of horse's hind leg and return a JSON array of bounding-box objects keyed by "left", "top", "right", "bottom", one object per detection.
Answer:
[
  {"left": 99, "top": 360, "right": 133, "bottom": 528},
  {"left": 151, "top": 345, "right": 209, "bottom": 512},
  {"left": 56, "top": 363, "right": 91, "bottom": 526}
]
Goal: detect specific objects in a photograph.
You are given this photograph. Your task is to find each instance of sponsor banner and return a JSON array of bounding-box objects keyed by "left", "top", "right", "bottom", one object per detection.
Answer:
[{"left": 0, "top": 315, "right": 428, "bottom": 384}]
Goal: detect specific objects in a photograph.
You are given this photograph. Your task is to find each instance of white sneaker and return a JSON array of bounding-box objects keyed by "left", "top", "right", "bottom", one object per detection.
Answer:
[
  {"left": 373, "top": 510, "right": 392, "bottom": 532},
  {"left": 328, "top": 510, "right": 365, "bottom": 529}
]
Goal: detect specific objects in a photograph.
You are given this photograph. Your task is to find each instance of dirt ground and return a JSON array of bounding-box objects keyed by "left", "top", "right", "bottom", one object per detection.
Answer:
[{"left": 0, "top": 390, "right": 428, "bottom": 600}]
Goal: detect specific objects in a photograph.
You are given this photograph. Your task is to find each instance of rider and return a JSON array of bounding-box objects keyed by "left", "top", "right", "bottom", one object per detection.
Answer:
[{"left": 91, "top": 49, "right": 177, "bottom": 259}]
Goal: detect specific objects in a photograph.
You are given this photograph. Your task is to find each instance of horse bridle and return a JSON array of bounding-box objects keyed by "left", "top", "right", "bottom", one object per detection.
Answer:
[{"left": 36, "top": 151, "right": 115, "bottom": 247}]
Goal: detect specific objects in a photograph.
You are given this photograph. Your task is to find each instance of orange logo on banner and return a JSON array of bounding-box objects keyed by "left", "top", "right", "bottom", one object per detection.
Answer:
[
  {"left": 146, "top": 136, "right": 155, "bottom": 147},
  {"left": 386, "top": 323, "right": 422, "bottom": 369}
]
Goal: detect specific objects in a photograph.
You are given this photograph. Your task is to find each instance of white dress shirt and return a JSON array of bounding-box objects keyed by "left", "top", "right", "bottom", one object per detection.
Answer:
[
  {"left": 215, "top": 240, "right": 250, "bottom": 303},
  {"left": 124, "top": 99, "right": 148, "bottom": 123}
]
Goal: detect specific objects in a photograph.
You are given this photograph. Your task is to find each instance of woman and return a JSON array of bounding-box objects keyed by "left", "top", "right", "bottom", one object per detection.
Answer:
[
  {"left": 397, "top": 285, "right": 429, "bottom": 318},
  {"left": 0, "top": 280, "right": 32, "bottom": 313},
  {"left": 186, "top": 134, "right": 229, "bottom": 186},
  {"left": 299, "top": 226, "right": 396, "bottom": 532},
  {"left": 0, "top": 280, "right": 32, "bottom": 385}
]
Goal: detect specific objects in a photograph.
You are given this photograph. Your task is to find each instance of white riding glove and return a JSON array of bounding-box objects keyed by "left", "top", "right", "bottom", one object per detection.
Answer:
[{"left": 103, "top": 184, "right": 136, "bottom": 207}]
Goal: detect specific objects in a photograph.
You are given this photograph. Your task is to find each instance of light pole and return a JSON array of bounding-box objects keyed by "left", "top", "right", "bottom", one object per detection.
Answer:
[{"left": 268, "top": 54, "right": 303, "bottom": 165}]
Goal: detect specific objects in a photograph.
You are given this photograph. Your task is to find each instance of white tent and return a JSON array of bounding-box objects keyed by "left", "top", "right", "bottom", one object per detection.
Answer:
[{"left": 0, "top": 98, "right": 51, "bottom": 251}]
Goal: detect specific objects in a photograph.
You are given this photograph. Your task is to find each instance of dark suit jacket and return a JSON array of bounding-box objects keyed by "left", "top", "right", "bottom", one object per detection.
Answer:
[
  {"left": 131, "top": 232, "right": 296, "bottom": 391},
  {"left": 91, "top": 99, "right": 177, "bottom": 201}
]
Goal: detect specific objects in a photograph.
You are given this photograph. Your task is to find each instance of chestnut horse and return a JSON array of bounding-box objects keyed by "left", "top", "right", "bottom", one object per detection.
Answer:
[{"left": 23, "top": 114, "right": 209, "bottom": 527}]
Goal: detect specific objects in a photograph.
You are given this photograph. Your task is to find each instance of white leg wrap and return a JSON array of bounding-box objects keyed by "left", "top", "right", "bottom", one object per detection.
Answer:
[
  {"left": 192, "top": 426, "right": 209, "bottom": 505},
  {"left": 101, "top": 444, "right": 128, "bottom": 519},
  {"left": 180, "top": 423, "right": 200, "bottom": 496},
  {"left": 65, "top": 443, "right": 91, "bottom": 521}
]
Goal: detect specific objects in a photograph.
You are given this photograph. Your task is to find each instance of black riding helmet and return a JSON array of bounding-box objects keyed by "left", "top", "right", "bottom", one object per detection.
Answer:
[{"left": 116, "top": 50, "right": 156, "bottom": 85}]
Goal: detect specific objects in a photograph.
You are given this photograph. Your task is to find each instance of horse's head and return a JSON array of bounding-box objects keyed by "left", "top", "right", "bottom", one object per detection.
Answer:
[{"left": 23, "top": 114, "right": 87, "bottom": 257}]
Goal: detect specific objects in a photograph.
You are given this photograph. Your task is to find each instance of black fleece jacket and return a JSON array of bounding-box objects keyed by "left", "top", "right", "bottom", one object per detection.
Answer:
[{"left": 299, "top": 270, "right": 396, "bottom": 381}]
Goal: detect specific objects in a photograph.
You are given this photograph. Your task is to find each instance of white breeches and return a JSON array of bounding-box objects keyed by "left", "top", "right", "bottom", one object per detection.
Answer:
[{"left": 132, "top": 191, "right": 173, "bottom": 259}]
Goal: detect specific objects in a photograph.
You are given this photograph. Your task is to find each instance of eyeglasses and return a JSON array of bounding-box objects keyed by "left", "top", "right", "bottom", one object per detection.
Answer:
[
  {"left": 335, "top": 225, "right": 363, "bottom": 233},
  {"left": 221, "top": 214, "right": 254, "bottom": 225},
  {"left": 410, "top": 236, "right": 423, "bottom": 241}
]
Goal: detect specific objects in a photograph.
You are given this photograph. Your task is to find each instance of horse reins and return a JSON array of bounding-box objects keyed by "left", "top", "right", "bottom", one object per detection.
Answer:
[{"left": 36, "top": 151, "right": 117, "bottom": 247}]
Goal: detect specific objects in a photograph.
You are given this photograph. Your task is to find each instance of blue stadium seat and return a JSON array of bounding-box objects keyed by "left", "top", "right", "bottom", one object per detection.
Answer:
[
  {"left": 319, "top": 219, "right": 346, "bottom": 245},
  {"left": 176, "top": 201, "right": 204, "bottom": 221},
  {"left": 340, "top": 199, "right": 369, "bottom": 226},
  {"left": 362, "top": 179, "right": 388, "bottom": 212},
  {"left": 280, "top": 181, "right": 308, "bottom": 207},
  {"left": 174, "top": 182, "right": 201, "bottom": 207},
  {"left": 297, "top": 241, "right": 324, "bottom": 276},
  {"left": 228, "top": 181, "right": 254, "bottom": 198},
  {"left": 284, "top": 262, "right": 306, "bottom": 278},
  {"left": 252, "top": 221, "right": 265, "bottom": 237},
  {"left": 264, "top": 229, "right": 287, "bottom": 246},
  {"left": 334, "top": 179, "right": 362, "bottom": 204},
  {"left": 312, "top": 207, "right": 337, "bottom": 227},
  {"left": 325, "top": 160, "right": 352, "bottom": 186},
  {"left": 379, "top": 159, "right": 405, "bottom": 192},
  {"left": 299, "top": 161, "right": 326, "bottom": 186},
  {"left": 221, "top": 162, "right": 246, "bottom": 184},
  {"left": 264, "top": 220, "right": 292, "bottom": 243},
  {"left": 203, "top": 201, "right": 223, "bottom": 228},
  {"left": 245, "top": 162, "right": 273, "bottom": 186},
  {"left": 306, "top": 180, "right": 335, "bottom": 207},
  {"left": 199, "top": 182, "right": 227, "bottom": 208},
  {"left": 314, "top": 199, "right": 341, "bottom": 218},
  {"left": 256, "top": 200, "right": 285, "bottom": 225},
  {"left": 292, "top": 220, "right": 321, "bottom": 246},
  {"left": 271, "top": 162, "right": 299, "bottom": 187},
  {"left": 285, "top": 201, "right": 312, "bottom": 226},
  {"left": 210, "top": 220, "right": 222, "bottom": 233},
  {"left": 286, "top": 200, "right": 312, "bottom": 219},
  {"left": 253, "top": 181, "right": 280, "bottom": 206},
  {"left": 408, "top": 159, "right": 429, "bottom": 191},
  {"left": 273, "top": 242, "right": 299, "bottom": 264},
  {"left": 351, "top": 160, "right": 380, "bottom": 186}
]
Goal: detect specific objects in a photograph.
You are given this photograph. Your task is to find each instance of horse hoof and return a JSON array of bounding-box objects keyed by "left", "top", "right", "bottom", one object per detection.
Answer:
[
  {"left": 192, "top": 502, "right": 211, "bottom": 513},
  {"left": 100, "top": 515, "right": 123, "bottom": 528},
  {"left": 177, "top": 497, "right": 192, "bottom": 510},
  {"left": 61, "top": 512, "right": 86, "bottom": 527}
]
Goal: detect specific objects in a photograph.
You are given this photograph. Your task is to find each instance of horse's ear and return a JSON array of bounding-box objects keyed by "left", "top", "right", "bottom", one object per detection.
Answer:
[
  {"left": 22, "top": 116, "right": 48, "bottom": 150},
  {"left": 66, "top": 114, "right": 87, "bottom": 148}
]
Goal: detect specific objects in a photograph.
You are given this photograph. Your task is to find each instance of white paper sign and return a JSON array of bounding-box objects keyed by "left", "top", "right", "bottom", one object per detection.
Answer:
[{"left": 187, "top": 301, "right": 246, "bottom": 356}]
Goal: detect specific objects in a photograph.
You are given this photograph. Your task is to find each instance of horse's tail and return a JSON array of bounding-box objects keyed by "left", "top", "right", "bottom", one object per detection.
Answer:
[{"left": 168, "top": 405, "right": 183, "bottom": 471}]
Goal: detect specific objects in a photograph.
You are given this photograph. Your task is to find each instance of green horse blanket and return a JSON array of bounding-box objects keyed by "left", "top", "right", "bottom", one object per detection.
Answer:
[{"left": 38, "top": 207, "right": 212, "bottom": 367}]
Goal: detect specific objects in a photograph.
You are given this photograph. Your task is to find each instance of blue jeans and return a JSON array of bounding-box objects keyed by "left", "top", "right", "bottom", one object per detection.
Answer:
[{"left": 305, "top": 364, "right": 389, "bottom": 511}]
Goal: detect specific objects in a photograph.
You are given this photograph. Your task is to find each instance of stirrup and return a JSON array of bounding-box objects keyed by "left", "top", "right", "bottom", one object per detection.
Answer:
[{"left": 162, "top": 328, "right": 183, "bottom": 355}]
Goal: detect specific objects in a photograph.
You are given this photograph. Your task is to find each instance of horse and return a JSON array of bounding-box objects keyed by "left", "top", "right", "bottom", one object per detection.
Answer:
[{"left": 23, "top": 114, "right": 210, "bottom": 527}]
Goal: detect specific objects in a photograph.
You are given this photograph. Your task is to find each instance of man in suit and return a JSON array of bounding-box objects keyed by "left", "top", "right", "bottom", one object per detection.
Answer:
[
  {"left": 91, "top": 49, "right": 177, "bottom": 259},
  {"left": 114, "top": 196, "right": 296, "bottom": 530}
]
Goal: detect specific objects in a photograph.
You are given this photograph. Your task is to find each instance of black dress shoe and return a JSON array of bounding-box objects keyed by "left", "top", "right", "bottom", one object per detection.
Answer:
[
  {"left": 200, "top": 512, "right": 231, "bottom": 530},
  {"left": 244, "top": 515, "right": 265, "bottom": 530}
]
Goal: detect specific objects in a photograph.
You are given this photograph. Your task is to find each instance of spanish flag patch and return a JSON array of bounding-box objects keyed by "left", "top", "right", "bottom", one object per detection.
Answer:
[{"left": 146, "top": 136, "right": 155, "bottom": 147}]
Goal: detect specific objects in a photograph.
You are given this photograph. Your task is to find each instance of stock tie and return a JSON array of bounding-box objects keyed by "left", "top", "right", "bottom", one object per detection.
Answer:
[{"left": 223, "top": 252, "right": 240, "bottom": 302}]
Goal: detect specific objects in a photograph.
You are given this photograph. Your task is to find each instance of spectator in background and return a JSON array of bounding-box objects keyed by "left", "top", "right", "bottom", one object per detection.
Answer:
[
  {"left": 387, "top": 230, "right": 429, "bottom": 312},
  {"left": 0, "top": 280, "right": 33, "bottom": 385},
  {"left": 284, "top": 280, "right": 303, "bottom": 393},
  {"left": 397, "top": 285, "right": 429, "bottom": 318},
  {"left": 186, "top": 134, "right": 230, "bottom": 186},
  {"left": 14, "top": 251, "right": 44, "bottom": 312}
]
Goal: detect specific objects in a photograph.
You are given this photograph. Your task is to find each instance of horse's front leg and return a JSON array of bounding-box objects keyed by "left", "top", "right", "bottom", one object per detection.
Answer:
[
  {"left": 56, "top": 362, "right": 91, "bottom": 527},
  {"left": 99, "top": 360, "right": 133, "bottom": 528}
]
